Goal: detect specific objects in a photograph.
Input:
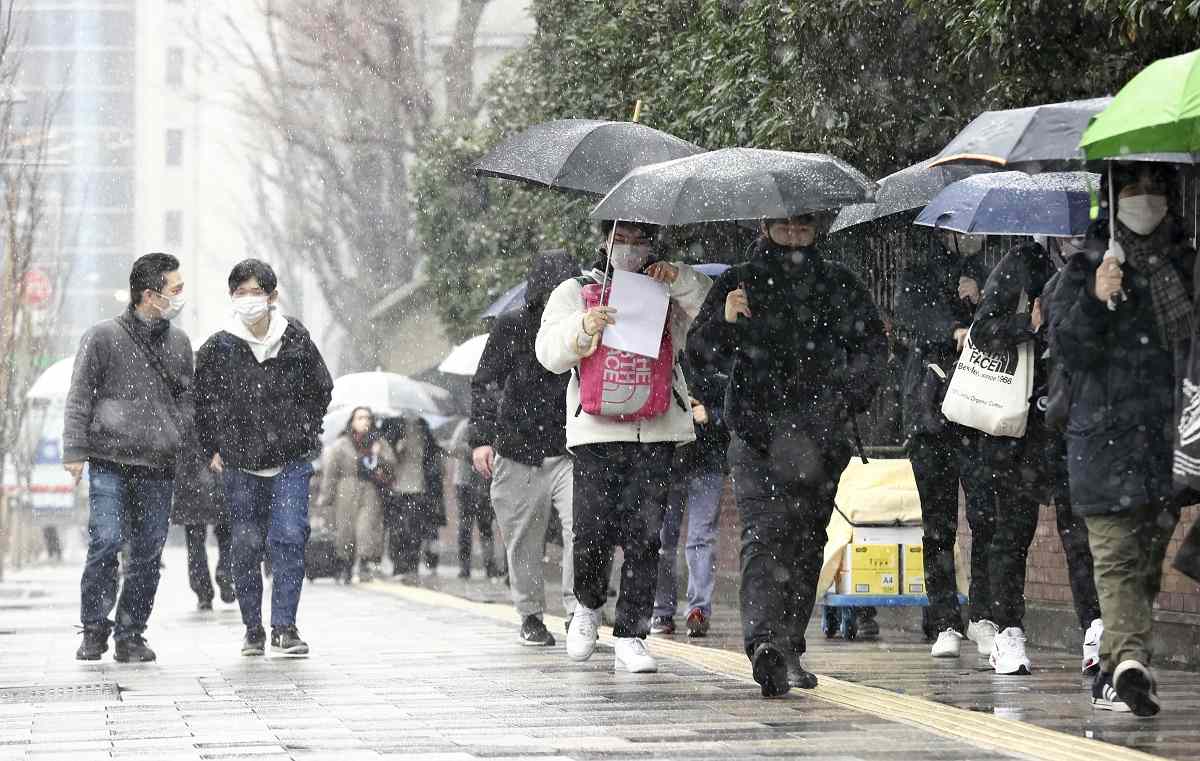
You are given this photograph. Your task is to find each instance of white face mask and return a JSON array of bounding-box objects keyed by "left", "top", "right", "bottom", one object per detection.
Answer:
[
  {"left": 232, "top": 294, "right": 271, "bottom": 325},
  {"left": 1117, "top": 194, "right": 1168, "bottom": 236},
  {"left": 954, "top": 233, "right": 985, "bottom": 255},
  {"left": 1058, "top": 236, "right": 1088, "bottom": 258},
  {"left": 609, "top": 243, "right": 652, "bottom": 272},
  {"left": 156, "top": 293, "right": 185, "bottom": 321}
]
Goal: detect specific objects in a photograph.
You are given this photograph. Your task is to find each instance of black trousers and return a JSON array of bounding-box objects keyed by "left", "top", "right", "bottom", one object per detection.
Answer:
[
  {"left": 571, "top": 442, "right": 673, "bottom": 639},
  {"left": 184, "top": 523, "right": 232, "bottom": 603},
  {"left": 731, "top": 434, "right": 850, "bottom": 659},
  {"left": 1054, "top": 493, "right": 1102, "bottom": 630},
  {"left": 386, "top": 494, "right": 425, "bottom": 575},
  {"left": 456, "top": 483, "right": 497, "bottom": 573}
]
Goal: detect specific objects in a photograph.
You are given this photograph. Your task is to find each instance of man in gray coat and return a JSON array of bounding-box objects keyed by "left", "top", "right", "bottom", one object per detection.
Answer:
[{"left": 64, "top": 252, "right": 193, "bottom": 663}]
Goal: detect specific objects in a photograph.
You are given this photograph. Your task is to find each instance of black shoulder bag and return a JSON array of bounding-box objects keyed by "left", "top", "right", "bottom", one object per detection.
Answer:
[{"left": 116, "top": 316, "right": 191, "bottom": 440}]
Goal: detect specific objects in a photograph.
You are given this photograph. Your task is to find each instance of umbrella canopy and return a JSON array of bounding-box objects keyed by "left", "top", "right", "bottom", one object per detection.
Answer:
[
  {"left": 590, "top": 148, "right": 874, "bottom": 225},
  {"left": 479, "top": 282, "right": 526, "bottom": 320},
  {"left": 25, "top": 356, "right": 73, "bottom": 401},
  {"left": 437, "top": 334, "right": 490, "bottom": 376},
  {"left": 933, "top": 97, "right": 1113, "bottom": 170},
  {"left": 914, "top": 171, "right": 1098, "bottom": 236},
  {"left": 1081, "top": 49, "right": 1200, "bottom": 159},
  {"left": 474, "top": 119, "right": 704, "bottom": 196},
  {"left": 318, "top": 408, "right": 454, "bottom": 449},
  {"left": 328, "top": 371, "right": 450, "bottom": 418},
  {"left": 830, "top": 156, "right": 997, "bottom": 233}
]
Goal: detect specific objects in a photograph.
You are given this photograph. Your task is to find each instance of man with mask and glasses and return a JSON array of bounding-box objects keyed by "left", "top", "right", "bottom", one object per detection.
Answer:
[
  {"left": 694, "top": 214, "right": 885, "bottom": 697},
  {"left": 66, "top": 252, "right": 193, "bottom": 663},
  {"left": 536, "top": 221, "right": 711, "bottom": 674},
  {"left": 194, "top": 259, "right": 333, "bottom": 658}
]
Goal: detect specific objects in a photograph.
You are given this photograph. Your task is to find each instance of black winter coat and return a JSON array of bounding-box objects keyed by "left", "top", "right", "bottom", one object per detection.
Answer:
[
  {"left": 171, "top": 438, "right": 227, "bottom": 526},
  {"left": 1050, "top": 218, "right": 1196, "bottom": 515},
  {"left": 470, "top": 251, "right": 579, "bottom": 465},
  {"left": 194, "top": 319, "right": 334, "bottom": 471},
  {"left": 693, "top": 240, "right": 886, "bottom": 453},
  {"left": 894, "top": 241, "right": 988, "bottom": 438}
]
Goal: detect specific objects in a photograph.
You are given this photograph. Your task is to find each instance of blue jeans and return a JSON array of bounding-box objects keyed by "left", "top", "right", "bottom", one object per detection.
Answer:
[
  {"left": 223, "top": 460, "right": 313, "bottom": 629},
  {"left": 653, "top": 471, "right": 724, "bottom": 618},
  {"left": 80, "top": 460, "right": 174, "bottom": 641}
]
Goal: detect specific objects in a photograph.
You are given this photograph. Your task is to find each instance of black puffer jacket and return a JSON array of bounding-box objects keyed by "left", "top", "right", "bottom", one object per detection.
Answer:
[
  {"left": 693, "top": 239, "right": 886, "bottom": 452},
  {"left": 1050, "top": 217, "right": 1195, "bottom": 515},
  {"left": 194, "top": 318, "right": 333, "bottom": 471},
  {"left": 470, "top": 250, "right": 580, "bottom": 466},
  {"left": 893, "top": 240, "right": 989, "bottom": 438}
]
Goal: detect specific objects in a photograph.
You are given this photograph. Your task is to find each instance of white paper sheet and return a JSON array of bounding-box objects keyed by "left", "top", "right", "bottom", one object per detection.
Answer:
[{"left": 601, "top": 270, "right": 670, "bottom": 358}]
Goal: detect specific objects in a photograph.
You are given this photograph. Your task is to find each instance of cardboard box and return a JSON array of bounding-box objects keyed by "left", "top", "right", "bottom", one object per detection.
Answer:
[
  {"left": 902, "top": 543, "right": 926, "bottom": 595},
  {"left": 837, "top": 543, "right": 899, "bottom": 595}
]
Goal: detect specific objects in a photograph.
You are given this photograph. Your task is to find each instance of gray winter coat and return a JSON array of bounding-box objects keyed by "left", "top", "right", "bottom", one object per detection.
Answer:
[{"left": 63, "top": 306, "right": 195, "bottom": 469}]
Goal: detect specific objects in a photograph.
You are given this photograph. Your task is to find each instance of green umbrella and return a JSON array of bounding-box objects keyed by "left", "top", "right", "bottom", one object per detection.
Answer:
[{"left": 1081, "top": 49, "right": 1200, "bottom": 159}]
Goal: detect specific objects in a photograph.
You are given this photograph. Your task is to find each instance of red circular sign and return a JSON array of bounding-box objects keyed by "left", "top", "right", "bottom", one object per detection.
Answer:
[{"left": 21, "top": 269, "right": 51, "bottom": 307}]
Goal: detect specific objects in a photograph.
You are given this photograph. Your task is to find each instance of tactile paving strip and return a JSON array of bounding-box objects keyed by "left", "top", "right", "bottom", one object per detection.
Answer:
[{"left": 0, "top": 681, "right": 121, "bottom": 704}]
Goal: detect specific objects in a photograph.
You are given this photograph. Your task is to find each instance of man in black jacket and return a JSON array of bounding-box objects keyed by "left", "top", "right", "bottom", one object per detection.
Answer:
[
  {"left": 65, "top": 253, "right": 193, "bottom": 663},
  {"left": 693, "top": 215, "right": 886, "bottom": 697},
  {"left": 194, "top": 259, "right": 333, "bottom": 658},
  {"left": 470, "top": 250, "right": 580, "bottom": 646}
]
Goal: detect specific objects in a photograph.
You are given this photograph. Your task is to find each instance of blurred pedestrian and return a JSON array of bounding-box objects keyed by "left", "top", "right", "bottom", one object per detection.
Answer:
[
  {"left": 1050, "top": 163, "right": 1195, "bottom": 717},
  {"left": 536, "top": 221, "right": 712, "bottom": 674},
  {"left": 172, "top": 438, "right": 234, "bottom": 611},
  {"left": 894, "top": 231, "right": 997, "bottom": 659},
  {"left": 317, "top": 407, "right": 396, "bottom": 583},
  {"left": 649, "top": 348, "right": 730, "bottom": 639},
  {"left": 194, "top": 259, "right": 334, "bottom": 658},
  {"left": 448, "top": 417, "right": 500, "bottom": 580},
  {"left": 65, "top": 252, "right": 193, "bottom": 663},
  {"left": 42, "top": 526, "right": 63, "bottom": 562},
  {"left": 471, "top": 250, "right": 579, "bottom": 646},
  {"left": 694, "top": 214, "right": 885, "bottom": 697},
  {"left": 380, "top": 413, "right": 429, "bottom": 582}
]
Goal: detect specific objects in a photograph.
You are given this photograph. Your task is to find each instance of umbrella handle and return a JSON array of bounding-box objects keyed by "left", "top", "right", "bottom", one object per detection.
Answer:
[{"left": 599, "top": 221, "right": 618, "bottom": 305}]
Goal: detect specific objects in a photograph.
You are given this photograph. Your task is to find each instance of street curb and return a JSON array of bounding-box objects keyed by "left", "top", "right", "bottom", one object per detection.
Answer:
[{"left": 360, "top": 580, "right": 1162, "bottom": 761}]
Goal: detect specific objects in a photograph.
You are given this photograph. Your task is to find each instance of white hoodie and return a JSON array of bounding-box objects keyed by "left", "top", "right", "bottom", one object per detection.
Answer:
[{"left": 535, "top": 262, "right": 712, "bottom": 449}]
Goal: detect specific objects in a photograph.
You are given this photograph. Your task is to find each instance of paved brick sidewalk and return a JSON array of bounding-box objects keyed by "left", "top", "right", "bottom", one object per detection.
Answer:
[{"left": 0, "top": 549, "right": 1184, "bottom": 761}]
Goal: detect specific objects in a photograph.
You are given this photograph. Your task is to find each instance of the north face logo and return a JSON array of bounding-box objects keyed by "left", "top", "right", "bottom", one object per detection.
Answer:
[
  {"left": 601, "top": 350, "right": 653, "bottom": 411},
  {"left": 966, "top": 336, "right": 1018, "bottom": 377}
]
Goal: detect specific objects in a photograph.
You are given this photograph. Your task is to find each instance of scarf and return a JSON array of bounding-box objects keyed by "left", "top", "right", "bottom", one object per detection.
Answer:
[{"left": 1115, "top": 219, "right": 1193, "bottom": 347}]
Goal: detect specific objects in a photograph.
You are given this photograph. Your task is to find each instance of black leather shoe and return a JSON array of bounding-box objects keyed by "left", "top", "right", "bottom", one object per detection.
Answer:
[
  {"left": 113, "top": 635, "right": 157, "bottom": 663},
  {"left": 752, "top": 643, "right": 790, "bottom": 698},
  {"left": 271, "top": 625, "right": 309, "bottom": 656},
  {"left": 786, "top": 652, "right": 819, "bottom": 689},
  {"left": 75, "top": 626, "right": 110, "bottom": 661},
  {"left": 241, "top": 626, "right": 266, "bottom": 657}
]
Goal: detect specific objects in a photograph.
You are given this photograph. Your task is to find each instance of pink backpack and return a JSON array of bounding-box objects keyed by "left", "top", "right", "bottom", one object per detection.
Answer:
[{"left": 576, "top": 280, "right": 676, "bottom": 421}]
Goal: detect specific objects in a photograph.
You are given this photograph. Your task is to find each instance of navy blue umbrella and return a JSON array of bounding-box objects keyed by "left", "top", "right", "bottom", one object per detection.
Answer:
[
  {"left": 478, "top": 263, "right": 730, "bottom": 321},
  {"left": 913, "top": 171, "right": 1099, "bottom": 236}
]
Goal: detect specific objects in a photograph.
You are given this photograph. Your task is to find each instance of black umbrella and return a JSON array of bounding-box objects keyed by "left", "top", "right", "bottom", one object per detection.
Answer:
[
  {"left": 473, "top": 119, "right": 704, "bottom": 196},
  {"left": 932, "top": 97, "right": 1115, "bottom": 171},
  {"left": 829, "top": 156, "right": 997, "bottom": 233},
  {"left": 589, "top": 148, "right": 874, "bottom": 225}
]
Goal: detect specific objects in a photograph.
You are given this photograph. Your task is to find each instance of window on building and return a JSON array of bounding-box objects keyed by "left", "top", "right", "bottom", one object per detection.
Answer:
[
  {"left": 164, "top": 210, "right": 183, "bottom": 246},
  {"left": 166, "top": 47, "right": 184, "bottom": 87},
  {"left": 165, "top": 129, "right": 183, "bottom": 166}
]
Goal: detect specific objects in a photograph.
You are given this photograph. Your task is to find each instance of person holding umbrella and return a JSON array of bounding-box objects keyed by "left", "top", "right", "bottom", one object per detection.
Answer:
[
  {"left": 1050, "top": 162, "right": 1195, "bottom": 717},
  {"left": 535, "top": 220, "right": 712, "bottom": 674},
  {"left": 693, "top": 213, "right": 886, "bottom": 697}
]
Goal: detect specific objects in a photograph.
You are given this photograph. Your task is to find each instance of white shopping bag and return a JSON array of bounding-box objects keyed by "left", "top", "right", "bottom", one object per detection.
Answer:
[{"left": 940, "top": 295, "right": 1034, "bottom": 438}]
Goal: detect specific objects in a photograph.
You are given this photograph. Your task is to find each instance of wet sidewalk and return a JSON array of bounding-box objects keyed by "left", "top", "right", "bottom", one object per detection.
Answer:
[{"left": 0, "top": 551, "right": 1192, "bottom": 761}]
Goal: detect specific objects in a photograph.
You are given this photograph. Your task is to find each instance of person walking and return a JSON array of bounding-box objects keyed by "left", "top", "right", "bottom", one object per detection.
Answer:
[
  {"left": 65, "top": 252, "right": 193, "bottom": 663},
  {"left": 1050, "top": 163, "right": 1195, "bottom": 717},
  {"left": 536, "top": 221, "right": 712, "bottom": 673},
  {"left": 380, "top": 413, "right": 429, "bottom": 582},
  {"left": 694, "top": 214, "right": 885, "bottom": 697},
  {"left": 648, "top": 349, "right": 730, "bottom": 639},
  {"left": 172, "top": 437, "right": 234, "bottom": 610},
  {"left": 893, "top": 231, "right": 998, "bottom": 660},
  {"left": 448, "top": 417, "right": 501, "bottom": 580},
  {"left": 471, "top": 250, "right": 581, "bottom": 645},
  {"left": 317, "top": 407, "right": 396, "bottom": 583},
  {"left": 194, "top": 259, "right": 334, "bottom": 658}
]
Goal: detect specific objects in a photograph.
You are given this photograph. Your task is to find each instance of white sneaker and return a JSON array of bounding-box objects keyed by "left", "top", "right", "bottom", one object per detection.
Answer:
[
  {"left": 1082, "top": 618, "right": 1103, "bottom": 674},
  {"left": 613, "top": 637, "right": 657, "bottom": 673},
  {"left": 967, "top": 619, "right": 999, "bottom": 656},
  {"left": 566, "top": 603, "right": 600, "bottom": 662},
  {"left": 990, "top": 627, "right": 1032, "bottom": 675},
  {"left": 930, "top": 629, "right": 963, "bottom": 658}
]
